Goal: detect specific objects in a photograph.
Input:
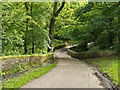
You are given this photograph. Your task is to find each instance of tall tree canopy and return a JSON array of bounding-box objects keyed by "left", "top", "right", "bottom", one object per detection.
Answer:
[
  {"left": 72, "top": 2, "right": 120, "bottom": 52},
  {"left": 2, "top": 2, "right": 52, "bottom": 55},
  {"left": 1, "top": 2, "right": 120, "bottom": 56}
]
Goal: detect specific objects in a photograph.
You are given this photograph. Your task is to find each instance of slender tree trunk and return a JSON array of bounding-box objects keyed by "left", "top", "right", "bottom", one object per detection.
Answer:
[
  {"left": 24, "top": 2, "right": 29, "bottom": 54},
  {"left": 117, "top": 3, "right": 120, "bottom": 87},
  {"left": 31, "top": 3, "right": 35, "bottom": 54},
  {"left": 32, "top": 25, "right": 35, "bottom": 54},
  {"left": 24, "top": 30, "right": 27, "bottom": 54},
  {"left": 48, "top": 17, "right": 55, "bottom": 52},
  {"left": 118, "top": 8, "right": 120, "bottom": 55},
  {"left": 48, "top": 0, "right": 65, "bottom": 52}
]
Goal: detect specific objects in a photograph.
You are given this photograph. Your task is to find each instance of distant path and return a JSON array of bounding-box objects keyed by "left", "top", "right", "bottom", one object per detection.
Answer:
[{"left": 21, "top": 46, "right": 104, "bottom": 88}]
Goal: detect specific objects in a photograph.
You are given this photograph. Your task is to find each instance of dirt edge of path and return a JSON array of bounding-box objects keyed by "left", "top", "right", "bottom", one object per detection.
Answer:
[{"left": 84, "top": 62, "right": 119, "bottom": 90}]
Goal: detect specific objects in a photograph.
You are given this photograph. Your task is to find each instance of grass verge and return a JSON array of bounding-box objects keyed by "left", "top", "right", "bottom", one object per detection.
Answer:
[
  {"left": 85, "top": 56, "right": 119, "bottom": 86},
  {"left": 2, "top": 63, "right": 57, "bottom": 89}
]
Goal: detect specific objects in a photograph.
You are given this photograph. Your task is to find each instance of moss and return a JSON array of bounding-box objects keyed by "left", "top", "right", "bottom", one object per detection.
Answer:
[
  {"left": 0, "top": 53, "right": 53, "bottom": 60},
  {"left": 2, "top": 63, "right": 57, "bottom": 89},
  {"left": 1, "top": 53, "right": 54, "bottom": 78},
  {"left": 67, "top": 48, "right": 116, "bottom": 59}
]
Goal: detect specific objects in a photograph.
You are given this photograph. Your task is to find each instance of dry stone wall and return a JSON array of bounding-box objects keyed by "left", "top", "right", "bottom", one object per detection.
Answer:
[
  {"left": 0, "top": 53, "right": 54, "bottom": 77},
  {"left": 67, "top": 49, "right": 117, "bottom": 59}
]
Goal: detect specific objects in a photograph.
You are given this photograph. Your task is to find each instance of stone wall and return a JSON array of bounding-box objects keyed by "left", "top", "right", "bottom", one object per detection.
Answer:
[
  {"left": 67, "top": 49, "right": 117, "bottom": 59},
  {"left": 0, "top": 53, "right": 54, "bottom": 76}
]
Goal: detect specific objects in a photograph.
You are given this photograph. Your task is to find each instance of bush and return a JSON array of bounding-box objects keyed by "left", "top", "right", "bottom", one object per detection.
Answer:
[
  {"left": 53, "top": 43, "right": 67, "bottom": 51},
  {"left": 88, "top": 45, "right": 100, "bottom": 51},
  {"left": 70, "top": 41, "right": 87, "bottom": 52}
]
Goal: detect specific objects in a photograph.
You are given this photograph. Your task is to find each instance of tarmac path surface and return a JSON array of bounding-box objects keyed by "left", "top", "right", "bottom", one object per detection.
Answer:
[{"left": 21, "top": 47, "right": 104, "bottom": 88}]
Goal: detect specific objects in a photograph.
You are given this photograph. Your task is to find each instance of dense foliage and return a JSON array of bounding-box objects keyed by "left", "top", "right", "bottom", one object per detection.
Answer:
[
  {"left": 1, "top": 2, "right": 120, "bottom": 56},
  {"left": 2, "top": 2, "right": 52, "bottom": 55},
  {"left": 72, "top": 2, "right": 120, "bottom": 52}
]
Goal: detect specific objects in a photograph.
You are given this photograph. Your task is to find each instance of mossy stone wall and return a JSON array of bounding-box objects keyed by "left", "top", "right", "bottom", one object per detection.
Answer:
[
  {"left": 67, "top": 49, "right": 116, "bottom": 59},
  {"left": 0, "top": 53, "right": 54, "bottom": 77}
]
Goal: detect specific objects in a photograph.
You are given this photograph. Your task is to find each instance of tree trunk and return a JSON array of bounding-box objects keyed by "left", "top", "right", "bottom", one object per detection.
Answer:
[
  {"left": 118, "top": 8, "right": 120, "bottom": 55},
  {"left": 31, "top": 3, "right": 35, "bottom": 54},
  {"left": 24, "top": 2, "right": 29, "bottom": 54},
  {"left": 32, "top": 37, "right": 35, "bottom": 54},
  {"left": 48, "top": 0, "right": 65, "bottom": 52},
  {"left": 32, "top": 26, "right": 35, "bottom": 54},
  {"left": 48, "top": 17, "right": 55, "bottom": 52},
  {"left": 24, "top": 30, "right": 27, "bottom": 54}
]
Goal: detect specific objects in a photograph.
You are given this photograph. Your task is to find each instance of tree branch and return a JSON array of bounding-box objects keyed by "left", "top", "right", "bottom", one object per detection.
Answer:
[
  {"left": 25, "top": 2, "right": 29, "bottom": 11},
  {"left": 53, "top": 2, "right": 58, "bottom": 15},
  {"left": 54, "top": 0, "right": 65, "bottom": 17}
]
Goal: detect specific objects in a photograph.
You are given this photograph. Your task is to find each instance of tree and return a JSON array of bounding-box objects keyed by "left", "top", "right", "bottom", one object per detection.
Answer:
[
  {"left": 30, "top": 3, "right": 34, "bottom": 54},
  {"left": 24, "top": 2, "right": 29, "bottom": 54},
  {"left": 48, "top": 0, "right": 65, "bottom": 52},
  {"left": 74, "top": 2, "right": 120, "bottom": 51},
  {"left": 53, "top": 2, "right": 80, "bottom": 42},
  {"left": 1, "top": 2, "right": 52, "bottom": 55}
]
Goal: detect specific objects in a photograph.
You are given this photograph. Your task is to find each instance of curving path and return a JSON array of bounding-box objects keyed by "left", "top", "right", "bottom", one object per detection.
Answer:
[{"left": 21, "top": 47, "right": 104, "bottom": 88}]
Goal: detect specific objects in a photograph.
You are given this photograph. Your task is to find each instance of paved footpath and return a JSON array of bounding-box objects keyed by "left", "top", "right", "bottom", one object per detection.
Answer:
[{"left": 21, "top": 47, "right": 104, "bottom": 88}]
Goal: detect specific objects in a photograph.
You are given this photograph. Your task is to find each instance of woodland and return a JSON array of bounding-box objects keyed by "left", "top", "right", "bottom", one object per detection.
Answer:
[
  {"left": 1, "top": 2, "right": 120, "bottom": 56},
  {"left": 1, "top": 1, "right": 120, "bottom": 89}
]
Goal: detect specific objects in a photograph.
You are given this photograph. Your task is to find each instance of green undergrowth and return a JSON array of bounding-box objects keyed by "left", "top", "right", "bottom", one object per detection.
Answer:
[
  {"left": 2, "top": 63, "right": 57, "bottom": 89},
  {"left": 0, "top": 53, "right": 53, "bottom": 60},
  {"left": 85, "top": 56, "right": 119, "bottom": 86},
  {"left": 52, "top": 39, "right": 67, "bottom": 51},
  {"left": 2, "top": 65, "right": 29, "bottom": 77},
  {"left": 2, "top": 63, "right": 40, "bottom": 77}
]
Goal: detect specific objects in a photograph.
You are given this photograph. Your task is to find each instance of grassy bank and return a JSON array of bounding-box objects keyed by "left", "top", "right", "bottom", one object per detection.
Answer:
[
  {"left": 2, "top": 63, "right": 57, "bottom": 89},
  {"left": 85, "top": 56, "right": 119, "bottom": 86}
]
